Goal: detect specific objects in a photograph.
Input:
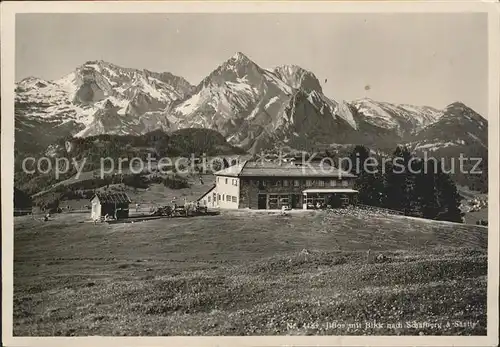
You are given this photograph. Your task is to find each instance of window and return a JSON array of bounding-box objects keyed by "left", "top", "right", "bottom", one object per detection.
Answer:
[
  {"left": 306, "top": 180, "right": 312, "bottom": 187},
  {"left": 283, "top": 180, "right": 289, "bottom": 187},
  {"left": 217, "top": 177, "right": 220, "bottom": 183},
  {"left": 294, "top": 180, "right": 300, "bottom": 187},
  {"left": 234, "top": 179, "right": 238, "bottom": 186},
  {"left": 305, "top": 195, "right": 315, "bottom": 205},
  {"left": 232, "top": 196, "right": 237, "bottom": 203},
  {"left": 305, "top": 194, "right": 325, "bottom": 207},
  {"left": 274, "top": 180, "right": 281, "bottom": 187},
  {"left": 278, "top": 195, "right": 289, "bottom": 208},
  {"left": 218, "top": 194, "right": 221, "bottom": 201},
  {"left": 329, "top": 179, "right": 337, "bottom": 187},
  {"left": 208, "top": 196, "right": 211, "bottom": 202},
  {"left": 318, "top": 180, "right": 325, "bottom": 187},
  {"left": 342, "top": 180, "right": 349, "bottom": 187},
  {"left": 225, "top": 178, "right": 228, "bottom": 184},
  {"left": 268, "top": 194, "right": 278, "bottom": 209}
]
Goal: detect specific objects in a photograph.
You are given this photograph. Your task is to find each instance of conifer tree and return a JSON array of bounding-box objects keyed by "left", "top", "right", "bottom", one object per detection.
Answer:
[
  {"left": 435, "top": 162, "right": 464, "bottom": 223},
  {"left": 383, "top": 146, "right": 413, "bottom": 213},
  {"left": 348, "top": 145, "right": 384, "bottom": 207},
  {"left": 412, "top": 159, "right": 440, "bottom": 219}
]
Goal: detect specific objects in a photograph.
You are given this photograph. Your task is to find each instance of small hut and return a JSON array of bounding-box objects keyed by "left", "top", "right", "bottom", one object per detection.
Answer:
[{"left": 90, "top": 192, "right": 131, "bottom": 221}]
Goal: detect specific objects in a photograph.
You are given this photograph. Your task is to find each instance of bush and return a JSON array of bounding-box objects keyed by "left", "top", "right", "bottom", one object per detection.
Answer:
[
  {"left": 123, "top": 174, "right": 149, "bottom": 189},
  {"left": 146, "top": 175, "right": 164, "bottom": 184},
  {"left": 33, "top": 191, "right": 63, "bottom": 211},
  {"left": 164, "top": 175, "right": 190, "bottom": 189}
]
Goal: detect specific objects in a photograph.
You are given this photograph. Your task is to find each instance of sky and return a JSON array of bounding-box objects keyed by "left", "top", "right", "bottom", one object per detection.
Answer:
[{"left": 16, "top": 13, "right": 488, "bottom": 117}]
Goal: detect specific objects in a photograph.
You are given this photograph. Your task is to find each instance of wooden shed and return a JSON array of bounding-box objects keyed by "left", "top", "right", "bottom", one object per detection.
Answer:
[{"left": 90, "top": 192, "right": 131, "bottom": 221}]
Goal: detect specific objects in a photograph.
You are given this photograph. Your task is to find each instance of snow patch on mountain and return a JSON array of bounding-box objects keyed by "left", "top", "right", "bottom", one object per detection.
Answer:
[
  {"left": 352, "top": 98, "right": 443, "bottom": 136},
  {"left": 262, "top": 69, "right": 293, "bottom": 95},
  {"left": 467, "top": 132, "right": 487, "bottom": 148},
  {"left": 177, "top": 92, "right": 203, "bottom": 116},
  {"left": 265, "top": 96, "right": 279, "bottom": 110},
  {"left": 353, "top": 98, "right": 402, "bottom": 130},
  {"left": 337, "top": 101, "right": 358, "bottom": 130},
  {"left": 414, "top": 141, "right": 459, "bottom": 152}
]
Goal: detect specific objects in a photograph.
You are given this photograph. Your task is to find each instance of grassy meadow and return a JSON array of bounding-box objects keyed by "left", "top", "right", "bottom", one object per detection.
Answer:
[{"left": 13, "top": 207, "right": 487, "bottom": 336}]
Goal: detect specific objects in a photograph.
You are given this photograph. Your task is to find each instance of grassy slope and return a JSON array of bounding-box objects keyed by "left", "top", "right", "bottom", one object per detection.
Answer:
[
  {"left": 14, "top": 209, "right": 487, "bottom": 336},
  {"left": 463, "top": 208, "right": 488, "bottom": 225},
  {"left": 53, "top": 181, "right": 216, "bottom": 212},
  {"left": 457, "top": 186, "right": 488, "bottom": 225}
]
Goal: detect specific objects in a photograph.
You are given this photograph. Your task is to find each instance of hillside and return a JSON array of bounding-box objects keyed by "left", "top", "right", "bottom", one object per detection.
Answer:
[
  {"left": 49, "top": 128, "right": 245, "bottom": 160},
  {"left": 14, "top": 209, "right": 487, "bottom": 336},
  {"left": 14, "top": 128, "right": 245, "bottom": 196}
]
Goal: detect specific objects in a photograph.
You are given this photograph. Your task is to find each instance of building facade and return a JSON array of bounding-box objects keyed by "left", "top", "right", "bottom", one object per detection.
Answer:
[
  {"left": 208, "top": 160, "right": 358, "bottom": 210},
  {"left": 197, "top": 184, "right": 217, "bottom": 208}
]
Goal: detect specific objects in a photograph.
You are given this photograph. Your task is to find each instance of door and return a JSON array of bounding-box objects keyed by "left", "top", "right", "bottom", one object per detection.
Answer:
[
  {"left": 291, "top": 194, "right": 300, "bottom": 209},
  {"left": 258, "top": 194, "right": 267, "bottom": 209},
  {"left": 330, "top": 194, "right": 342, "bottom": 208}
]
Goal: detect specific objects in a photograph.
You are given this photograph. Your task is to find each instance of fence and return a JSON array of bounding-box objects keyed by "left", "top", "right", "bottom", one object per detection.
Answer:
[{"left": 14, "top": 208, "right": 33, "bottom": 216}]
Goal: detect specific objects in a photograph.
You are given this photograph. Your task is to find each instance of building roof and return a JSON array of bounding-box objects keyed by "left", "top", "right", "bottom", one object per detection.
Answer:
[
  {"left": 302, "top": 188, "right": 359, "bottom": 194},
  {"left": 213, "top": 162, "right": 246, "bottom": 177},
  {"left": 214, "top": 160, "right": 356, "bottom": 178},
  {"left": 197, "top": 184, "right": 216, "bottom": 201},
  {"left": 91, "top": 192, "right": 132, "bottom": 204}
]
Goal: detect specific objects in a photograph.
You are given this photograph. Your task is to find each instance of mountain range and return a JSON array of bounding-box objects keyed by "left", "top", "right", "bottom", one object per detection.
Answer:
[{"left": 15, "top": 52, "right": 487, "bottom": 164}]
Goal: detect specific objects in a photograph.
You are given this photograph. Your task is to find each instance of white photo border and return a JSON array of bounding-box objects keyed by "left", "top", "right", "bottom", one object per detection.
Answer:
[{"left": 1, "top": 1, "right": 499, "bottom": 346}]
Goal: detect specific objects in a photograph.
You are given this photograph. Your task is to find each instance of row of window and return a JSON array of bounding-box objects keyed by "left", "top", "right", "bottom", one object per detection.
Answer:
[
  {"left": 255, "top": 179, "right": 350, "bottom": 188},
  {"left": 216, "top": 177, "right": 351, "bottom": 188},
  {"left": 217, "top": 177, "right": 239, "bottom": 186},
  {"left": 215, "top": 194, "right": 238, "bottom": 203},
  {"left": 207, "top": 193, "right": 238, "bottom": 203},
  {"left": 268, "top": 194, "right": 291, "bottom": 209}
]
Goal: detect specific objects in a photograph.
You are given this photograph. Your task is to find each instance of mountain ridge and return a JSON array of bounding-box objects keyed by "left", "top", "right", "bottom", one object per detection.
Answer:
[{"left": 15, "top": 52, "right": 487, "bottom": 158}]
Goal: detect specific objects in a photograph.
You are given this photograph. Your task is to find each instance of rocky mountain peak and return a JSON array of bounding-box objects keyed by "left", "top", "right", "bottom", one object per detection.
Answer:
[
  {"left": 231, "top": 51, "right": 252, "bottom": 62},
  {"left": 273, "top": 64, "right": 323, "bottom": 94},
  {"left": 221, "top": 51, "right": 258, "bottom": 71},
  {"left": 444, "top": 102, "right": 484, "bottom": 118},
  {"left": 17, "top": 76, "right": 54, "bottom": 90},
  {"left": 196, "top": 52, "right": 262, "bottom": 91}
]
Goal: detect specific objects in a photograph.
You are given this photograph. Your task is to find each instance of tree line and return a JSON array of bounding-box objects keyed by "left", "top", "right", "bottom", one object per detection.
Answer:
[{"left": 343, "top": 145, "right": 464, "bottom": 223}]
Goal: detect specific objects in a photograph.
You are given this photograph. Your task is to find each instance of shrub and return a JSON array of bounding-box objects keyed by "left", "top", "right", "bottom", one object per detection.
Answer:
[
  {"left": 164, "top": 175, "right": 190, "bottom": 189},
  {"left": 33, "top": 192, "right": 63, "bottom": 211},
  {"left": 123, "top": 174, "right": 149, "bottom": 189}
]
